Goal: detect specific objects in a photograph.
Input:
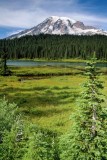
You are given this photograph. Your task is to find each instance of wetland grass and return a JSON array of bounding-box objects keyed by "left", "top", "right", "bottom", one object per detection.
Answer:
[{"left": 0, "top": 66, "right": 107, "bottom": 133}]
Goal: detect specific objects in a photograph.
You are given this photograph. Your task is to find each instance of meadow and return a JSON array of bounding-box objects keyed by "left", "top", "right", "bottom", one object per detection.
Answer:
[{"left": 0, "top": 65, "right": 107, "bottom": 134}]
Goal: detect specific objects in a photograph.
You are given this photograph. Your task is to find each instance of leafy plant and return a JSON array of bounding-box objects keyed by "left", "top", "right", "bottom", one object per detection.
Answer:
[{"left": 23, "top": 126, "right": 60, "bottom": 160}]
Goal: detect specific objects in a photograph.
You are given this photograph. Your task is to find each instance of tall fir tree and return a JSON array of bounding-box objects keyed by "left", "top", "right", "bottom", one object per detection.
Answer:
[
  {"left": 0, "top": 48, "right": 11, "bottom": 76},
  {"left": 59, "top": 56, "right": 107, "bottom": 160}
]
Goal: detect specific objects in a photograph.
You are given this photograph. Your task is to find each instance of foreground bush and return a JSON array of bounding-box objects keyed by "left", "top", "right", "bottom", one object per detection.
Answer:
[{"left": 0, "top": 98, "right": 60, "bottom": 160}]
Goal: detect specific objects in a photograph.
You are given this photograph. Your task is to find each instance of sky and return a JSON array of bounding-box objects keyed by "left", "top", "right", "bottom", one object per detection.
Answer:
[{"left": 0, "top": 0, "right": 107, "bottom": 38}]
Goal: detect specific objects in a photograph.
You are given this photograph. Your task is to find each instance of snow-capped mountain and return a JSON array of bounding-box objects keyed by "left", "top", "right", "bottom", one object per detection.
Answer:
[{"left": 7, "top": 16, "right": 107, "bottom": 39}]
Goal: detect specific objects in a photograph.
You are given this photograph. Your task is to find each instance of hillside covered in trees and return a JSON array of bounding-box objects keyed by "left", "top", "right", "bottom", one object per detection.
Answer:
[{"left": 0, "top": 34, "right": 107, "bottom": 60}]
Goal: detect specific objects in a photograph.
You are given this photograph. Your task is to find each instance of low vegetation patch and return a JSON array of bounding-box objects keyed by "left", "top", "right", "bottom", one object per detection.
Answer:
[{"left": 0, "top": 66, "right": 107, "bottom": 133}]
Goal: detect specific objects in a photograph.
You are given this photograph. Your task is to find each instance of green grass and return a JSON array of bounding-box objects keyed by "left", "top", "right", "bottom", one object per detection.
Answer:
[
  {"left": 0, "top": 66, "right": 107, "bottom": 133},
  {"left": 15, "top": 58, "right": 107, "bottom": 63},
  {"left": 10, "top": 65, "right": 84, "bottom": 77}
]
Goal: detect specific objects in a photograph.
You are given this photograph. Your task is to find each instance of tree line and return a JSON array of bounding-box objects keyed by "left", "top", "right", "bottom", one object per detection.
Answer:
[{"left": 0, "top": 34, "right": 107, "bottom": 60}]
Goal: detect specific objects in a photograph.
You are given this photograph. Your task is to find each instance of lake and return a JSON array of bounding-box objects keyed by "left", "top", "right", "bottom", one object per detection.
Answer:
[{"left": 7, "top": 60, "right": 107, "bottom": 68}]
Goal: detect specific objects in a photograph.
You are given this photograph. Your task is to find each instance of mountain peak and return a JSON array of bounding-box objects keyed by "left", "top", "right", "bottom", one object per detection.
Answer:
[
  {"left": 50, "top": 16, "right": 76, "bottom": 23},
  {"left": 7, "top": 16, "right": 107, "bottom": 39}
]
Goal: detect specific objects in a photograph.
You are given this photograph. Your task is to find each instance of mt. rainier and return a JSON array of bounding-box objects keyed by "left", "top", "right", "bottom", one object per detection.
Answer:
[{"left": 8, "top": 16, "right": 107, "bottom": 39}]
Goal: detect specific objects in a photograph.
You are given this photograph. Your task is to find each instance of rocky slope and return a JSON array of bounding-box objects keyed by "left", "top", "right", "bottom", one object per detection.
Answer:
[{"left": 7, "top": 16, "right": 107, "bottom": 39}]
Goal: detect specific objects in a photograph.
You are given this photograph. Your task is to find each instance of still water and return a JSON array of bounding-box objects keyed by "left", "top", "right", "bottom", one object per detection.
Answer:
[{"left": 7, "top": 60, "right": 107, "bottom": 68}]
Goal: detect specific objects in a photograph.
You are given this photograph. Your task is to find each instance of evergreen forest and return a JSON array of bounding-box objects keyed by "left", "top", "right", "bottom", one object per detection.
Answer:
[{"left": 0, "top": 34, "right": 107, "bottom": 60}]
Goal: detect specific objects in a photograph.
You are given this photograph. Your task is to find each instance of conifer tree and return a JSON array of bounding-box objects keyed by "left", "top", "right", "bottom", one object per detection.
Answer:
[
  {"left": 60, "top": 56, "right": 107, "bottom": 160},
  {"left": 0, "top": 48, "right": 11, "bottom": 76},
  {"left": 1, "top": 52, "right": 8, "bottom": 76}
]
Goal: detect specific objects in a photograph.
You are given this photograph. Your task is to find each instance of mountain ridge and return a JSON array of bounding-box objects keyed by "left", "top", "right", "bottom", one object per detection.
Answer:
[{"left": 7, "top": 16, "right": 107, "bottom": 39}]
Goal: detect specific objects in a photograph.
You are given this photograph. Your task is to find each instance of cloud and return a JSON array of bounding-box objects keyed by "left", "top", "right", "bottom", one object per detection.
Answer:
[
  {"left": 0, "top": 6, "right": 49, "bottom": 28},
  {"left": 0, "top": 0, "right": 50, "bottom": 27},
  {"left": 0, "top": 0, "right": 107, "bottom": 30},
  {"left": 63, "top": 12, "right": 107, "bottom": 28}
]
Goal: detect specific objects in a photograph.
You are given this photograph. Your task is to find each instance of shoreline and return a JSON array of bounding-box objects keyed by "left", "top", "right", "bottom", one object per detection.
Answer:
[{"left": 6, "top": 58, "right": 107, "bottom": 63}]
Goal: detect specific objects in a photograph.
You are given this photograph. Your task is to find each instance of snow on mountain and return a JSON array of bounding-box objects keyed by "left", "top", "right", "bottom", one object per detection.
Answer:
[{"left": 7, "top": 16, "right": 107, "bottom": 39}]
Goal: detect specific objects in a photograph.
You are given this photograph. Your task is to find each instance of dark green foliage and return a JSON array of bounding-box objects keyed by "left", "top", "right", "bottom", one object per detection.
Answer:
[
  {"left": 59, "top": 57, "right": 107, "bottom": 159},
  {"left": 0, "top": 34, "right": 107, "bottom": 60},
  {"left": 0, "top": 98, "right": 28, "bottom": 160},
  {"left": 0, "top": 49, "right": 12, "bottom": 76},
  {"left": 23, "top": 126, "right": 60, "bottom": 160},
  {"left": 0, "top": 98, "right": 60, "bottom": 160},
  {"left": 0, "top": 98, "right": 18, "bottom": 142},
  {"left": 0, "top": 121, "right": 29, "bottom": 160}
]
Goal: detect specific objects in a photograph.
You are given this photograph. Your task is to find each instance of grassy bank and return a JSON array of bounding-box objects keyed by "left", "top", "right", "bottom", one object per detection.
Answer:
[
  {"left": 7, "top": 58, "right": 107, "bottom": 63},
  {"left": 0, "top": 66, "right": 107, "bottom": 133}
]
